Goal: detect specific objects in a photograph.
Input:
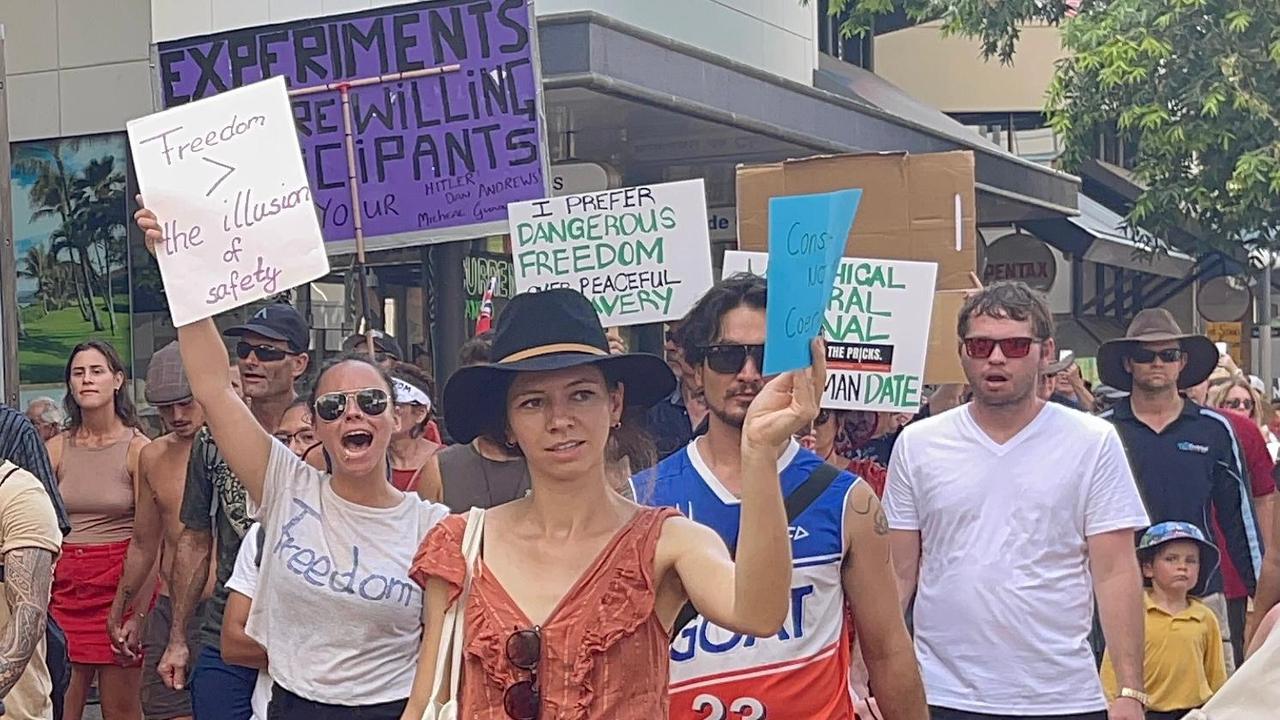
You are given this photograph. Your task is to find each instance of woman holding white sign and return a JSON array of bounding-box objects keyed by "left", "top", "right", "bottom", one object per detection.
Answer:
[
  {"left": 401, "top": 288, "right": 818, "bottom": 719},
  {"left": 134, "top": 206, "right": 450, "bottom": 720}
]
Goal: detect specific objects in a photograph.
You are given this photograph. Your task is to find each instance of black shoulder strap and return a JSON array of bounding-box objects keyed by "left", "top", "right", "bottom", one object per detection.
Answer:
[
  {"left": 783, "top": 462, "right": 841, "bottom": 525},
  {"left": 670, "top": 460, "right": 842, "bottom": 643},
  {"left": 254, "top": 524, "right": 266, "bottom": 568},
  {"left": 0, "top": 466, "right": 20, "bottom": 489}
]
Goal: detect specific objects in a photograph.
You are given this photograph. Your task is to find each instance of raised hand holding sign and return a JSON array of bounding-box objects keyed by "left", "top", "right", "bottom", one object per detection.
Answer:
[
  {"left": 762, "top": 189, "right": 861, "bottom": 375},
  {"left": 127, "top": 76, "right": 329, "bottom": 326}
]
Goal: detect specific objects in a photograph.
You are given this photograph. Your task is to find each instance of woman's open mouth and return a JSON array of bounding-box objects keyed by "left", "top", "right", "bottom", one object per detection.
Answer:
[{"left": 341, "top": 430, "right": 374, "bottom": 452}]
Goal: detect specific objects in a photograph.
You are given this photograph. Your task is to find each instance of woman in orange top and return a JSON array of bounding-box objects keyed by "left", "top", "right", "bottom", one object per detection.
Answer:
[{"left": 405, "top": 288, "right": 822, "bottom": 720}]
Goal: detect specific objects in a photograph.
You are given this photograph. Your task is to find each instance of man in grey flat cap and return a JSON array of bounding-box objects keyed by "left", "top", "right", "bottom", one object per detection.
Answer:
[{"left": 108, "top": 342, "right": 209, "bottom": 720}]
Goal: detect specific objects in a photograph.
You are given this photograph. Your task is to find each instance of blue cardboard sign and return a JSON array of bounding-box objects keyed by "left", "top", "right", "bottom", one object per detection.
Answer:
[{"left": 763, "top": 189, "right": 862, "bottom": 374}]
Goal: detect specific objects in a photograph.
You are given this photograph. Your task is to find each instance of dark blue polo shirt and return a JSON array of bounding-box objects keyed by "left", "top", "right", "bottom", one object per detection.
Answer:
[
  {"left": 1101, "top": 398, "right": 1263, "bottom": 596},
  {"left": 647, "top": 383, "right": 698, "bottom": 461}
]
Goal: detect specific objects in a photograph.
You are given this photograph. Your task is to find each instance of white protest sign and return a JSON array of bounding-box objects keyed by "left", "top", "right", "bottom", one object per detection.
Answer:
[
  {"left": 127, "top": 76, "right": 329, "bottom": 327},
  {"left": 508, "top": 179, "right": 713, "bottom": 327},
  {"left": 724, "top": 250, "right": 938, "bottom": 412}
]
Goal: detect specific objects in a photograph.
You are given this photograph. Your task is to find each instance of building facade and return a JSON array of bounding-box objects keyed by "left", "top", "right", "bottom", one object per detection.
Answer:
[{"left": 1, "top": 0, "right": 1079, "bottom": 409}]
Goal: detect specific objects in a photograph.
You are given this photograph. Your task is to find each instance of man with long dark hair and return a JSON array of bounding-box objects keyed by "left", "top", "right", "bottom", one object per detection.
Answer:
[{"left": 644, "top": 273, "right": 926, "bottom": 720}]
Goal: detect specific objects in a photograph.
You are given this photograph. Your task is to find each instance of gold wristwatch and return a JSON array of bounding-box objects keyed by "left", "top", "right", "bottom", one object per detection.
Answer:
[{"left": 1118, "top": 688, "right": 1149, "bottom": 706}]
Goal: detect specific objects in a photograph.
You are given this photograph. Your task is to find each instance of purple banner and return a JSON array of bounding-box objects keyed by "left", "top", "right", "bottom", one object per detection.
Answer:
[{"left": 155, "top": 0, "right": 546, "bottom": 246}]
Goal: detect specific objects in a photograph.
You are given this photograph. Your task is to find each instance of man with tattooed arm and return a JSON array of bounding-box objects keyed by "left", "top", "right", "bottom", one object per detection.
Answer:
[{"left": 0, "top": 409, "right": 64, "bottom": 719}]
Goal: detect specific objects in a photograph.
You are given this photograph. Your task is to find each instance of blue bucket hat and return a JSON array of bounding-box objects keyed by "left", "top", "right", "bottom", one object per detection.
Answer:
[{"left": 1138, "top": 521, "right": 1220, "bottom": 596}]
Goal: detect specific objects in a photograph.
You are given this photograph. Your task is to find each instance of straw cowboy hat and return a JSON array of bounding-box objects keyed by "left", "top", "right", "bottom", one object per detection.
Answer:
[
  {"left": 443, "top": 288, "right": 675, "bottom": 445},
  {"left": 1097, "top": 309, "right": 1217, "bottom": 391}
]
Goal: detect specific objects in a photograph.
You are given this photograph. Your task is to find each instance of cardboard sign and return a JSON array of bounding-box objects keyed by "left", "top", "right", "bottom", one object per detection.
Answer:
[
  {"left": 737, "top": 151, "right": 977, "bottom": 384},
  {"left": 1206, "top": 321, "right": 1244, "bottom": 366},
  {"left": 736, "top": 151, "right": 976, "bottom": 290},
  {"left": 508, "top": 179, "right": 714, "bottom": 327},
  {"left": 128, "top": 76, "right": 330, "bottom": 327},
  {"left": 762, "top": 190, "right": 861, "bottom": 374},
  {"left": 725, "top": 251, "right": 938, "bottom": 412},
  {"left": 154, "top": 0, "right": 546, "bottom": 251}
]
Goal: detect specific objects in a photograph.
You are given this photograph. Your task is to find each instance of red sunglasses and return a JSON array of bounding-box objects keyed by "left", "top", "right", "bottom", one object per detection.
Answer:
[{"left": 962, "top": 337, "right": 1040, "bottom": 359}]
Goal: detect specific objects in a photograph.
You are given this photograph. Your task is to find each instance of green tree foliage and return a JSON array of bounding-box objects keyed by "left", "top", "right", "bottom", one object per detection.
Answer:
[
  {"left": 1048, "top": 0, "right": 1280, "bottom": 253},
  {"left": 825, "top": 0, "right": 1280, "bottom": 252}
]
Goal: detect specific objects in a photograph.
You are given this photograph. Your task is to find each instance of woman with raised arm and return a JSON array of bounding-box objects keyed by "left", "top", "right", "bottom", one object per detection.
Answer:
[
  {"left": 135, "top": 206, "right": 449, "bottom": 720},
  {"left": 402, "top": 288, "right": 819, "bottom": 719}
]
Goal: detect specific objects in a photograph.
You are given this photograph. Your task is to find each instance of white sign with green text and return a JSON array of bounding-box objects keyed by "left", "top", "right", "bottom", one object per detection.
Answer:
[
  {"left": 508, "top": 179, "right": 713, "bottom": 327},
  {"left": 723, "top": 250, "right": 938, "bottom": 412}
]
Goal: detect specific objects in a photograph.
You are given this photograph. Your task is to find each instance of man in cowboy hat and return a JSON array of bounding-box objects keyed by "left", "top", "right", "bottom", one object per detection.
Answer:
[
  {"left": 1040, "top": 351, "right": 1083, "bottom": 408},
  {"left": 1098, "top": 308, "right": 1263, "bottom": 672},
  {"left": 1042, "top": 350, "right": 1097, "bottom": 410}
]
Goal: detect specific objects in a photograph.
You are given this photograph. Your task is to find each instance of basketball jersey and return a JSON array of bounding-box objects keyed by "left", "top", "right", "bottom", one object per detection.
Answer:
[{"left": 643, "top": 439, "right": 859, "bottom": 720}]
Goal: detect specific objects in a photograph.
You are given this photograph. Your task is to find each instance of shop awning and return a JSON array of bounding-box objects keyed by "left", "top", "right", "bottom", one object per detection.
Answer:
[
  {"left": 1024, "top": 194, "right": 1193, "bottom": 279},
  {"left": 536, "top": 12, "right": 1079, "bottom": 223}
]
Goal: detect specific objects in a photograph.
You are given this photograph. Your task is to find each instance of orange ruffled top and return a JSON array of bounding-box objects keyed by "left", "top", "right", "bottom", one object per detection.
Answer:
[{"left": 410, "top": 506, "right": 681, "bottom": 719}]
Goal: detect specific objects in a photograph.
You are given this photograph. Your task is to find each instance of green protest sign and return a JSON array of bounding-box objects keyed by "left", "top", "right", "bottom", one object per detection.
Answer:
[{"left": 507, "top": 180, "right": 713, "bottom": 327}]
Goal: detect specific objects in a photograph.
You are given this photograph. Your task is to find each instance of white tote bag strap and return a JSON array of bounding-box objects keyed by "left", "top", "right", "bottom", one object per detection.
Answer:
[
  {"left": 448, "top": 509, "right": 485, "bottom": 697},
  {"left": 422, "top": 508, "right": 485, "bottom": 719}
]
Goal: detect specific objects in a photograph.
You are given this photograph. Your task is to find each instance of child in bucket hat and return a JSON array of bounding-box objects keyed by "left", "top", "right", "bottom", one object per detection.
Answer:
[{"left": 1101, "top": 522, "right": 1228, "bottom": 718}]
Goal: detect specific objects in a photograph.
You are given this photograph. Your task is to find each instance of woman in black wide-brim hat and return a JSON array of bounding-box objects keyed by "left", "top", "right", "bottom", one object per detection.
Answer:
[{"left": 405, "top": 288, "right": 822, "bottom": 719}]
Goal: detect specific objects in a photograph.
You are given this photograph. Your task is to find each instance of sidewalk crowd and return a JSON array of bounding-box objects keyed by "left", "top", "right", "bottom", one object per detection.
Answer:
[{"left": 0, "top": 202, "right": 1274, "bottom": 720}]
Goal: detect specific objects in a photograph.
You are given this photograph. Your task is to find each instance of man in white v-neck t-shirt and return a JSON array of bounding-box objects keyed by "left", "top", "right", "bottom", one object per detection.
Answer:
[{"left": 884, "top": 282, "right": 1150, "bottom": 720}]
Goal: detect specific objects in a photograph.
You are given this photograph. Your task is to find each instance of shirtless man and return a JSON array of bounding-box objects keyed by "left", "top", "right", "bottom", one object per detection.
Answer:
[{"left": 107, "top": 342, "right": 213, "bottom": 720}]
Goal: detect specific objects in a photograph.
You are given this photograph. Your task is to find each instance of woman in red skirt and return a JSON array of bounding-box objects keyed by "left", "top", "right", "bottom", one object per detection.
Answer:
[{"left": 46, "top": 340, "right": 151, "bottom": 720}]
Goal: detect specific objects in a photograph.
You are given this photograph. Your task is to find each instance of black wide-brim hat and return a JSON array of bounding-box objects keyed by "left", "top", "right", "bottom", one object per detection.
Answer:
[
  {"left": 1097, "top": 308, "right": 1218, "bottom": 392},
  {"left": 443, "top": 288, "right": 676, "bottom": 445}
]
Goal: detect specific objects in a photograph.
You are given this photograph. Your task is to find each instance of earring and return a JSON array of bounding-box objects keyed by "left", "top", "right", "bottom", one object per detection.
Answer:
[
  {"left": 505, "top": 439, "right": 517, "bottom": 448},
  {"left": 611, "top": 421, "right": 621, "bottom": 429}
]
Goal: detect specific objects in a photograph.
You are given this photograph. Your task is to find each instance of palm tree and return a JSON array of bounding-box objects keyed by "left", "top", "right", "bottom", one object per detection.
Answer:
[
  {"left": 18, "top": 245, "right": 70, "bottom": 314},
  {"left": 72, "top": 156, "right": 126, "bottom": 334},
  {"left": 13, "top": 139, "right": 103, "bottom": 331}
]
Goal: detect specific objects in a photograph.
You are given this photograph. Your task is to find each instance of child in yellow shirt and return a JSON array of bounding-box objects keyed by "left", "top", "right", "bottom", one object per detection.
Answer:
[{"left": 1101, "top": 521, "right": 1227, "bottom": 720}]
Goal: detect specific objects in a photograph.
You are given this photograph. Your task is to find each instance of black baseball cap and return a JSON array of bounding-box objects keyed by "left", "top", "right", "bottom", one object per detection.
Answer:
[
  {"left": 342, "top": 329, "right": 404, "bottom": 360},
  {"left": 224, "top": 303, "right": 309, "bottom": 353}
]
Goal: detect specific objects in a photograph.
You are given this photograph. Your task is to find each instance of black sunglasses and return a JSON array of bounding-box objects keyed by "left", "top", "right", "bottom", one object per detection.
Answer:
[
  {"left": 962, "top": 337, "right": 1039, "bottom": 360},
  {"left": 235, "top": 341, "right": 298, "bottom": 363},
  {"left": 702, "top": 344, "right": 765, "bottom": 375},
  {"left": 1129, "top": 347, "right": 1183, "bottom": 364},
  {"left": 312, "top": 388, "right": 390, "bottom": 423},
  {"left": 504, "top": 627, "right": 541, "bottom": 719}
]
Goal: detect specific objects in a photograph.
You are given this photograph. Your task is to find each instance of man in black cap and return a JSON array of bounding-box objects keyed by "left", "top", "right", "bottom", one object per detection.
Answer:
[
  {"left": 158, "top": 303, "right": 310, "bottom": 720},
  {"left": 342, "top": 329, "right": 402, "bottom": 369},
  {"left": 1098, "top": 308, "right": 1261, "bottom": 673}
]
